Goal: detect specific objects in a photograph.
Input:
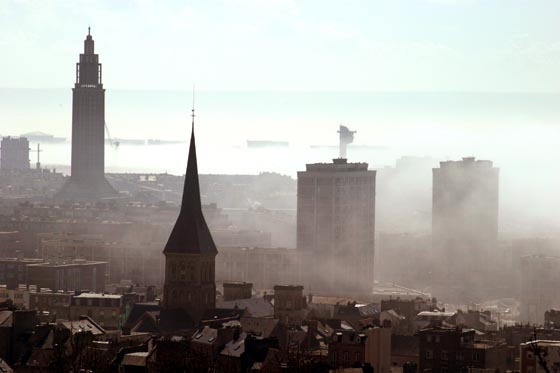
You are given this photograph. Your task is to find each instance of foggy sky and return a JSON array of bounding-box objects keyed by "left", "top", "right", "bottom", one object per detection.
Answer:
[{"left": 1, "top": 0, "right": 560, "bottom": 92}]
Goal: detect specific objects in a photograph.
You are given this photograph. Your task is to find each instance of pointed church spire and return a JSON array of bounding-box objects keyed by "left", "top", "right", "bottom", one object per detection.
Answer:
[
  {"left": 163, "top": 103, "right": 217, "bottom": 255},
  {"left": 181, "top": 116, "right": 202, "bottom": 213}
]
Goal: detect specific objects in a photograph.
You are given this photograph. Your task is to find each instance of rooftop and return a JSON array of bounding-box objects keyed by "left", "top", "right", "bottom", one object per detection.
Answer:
[
  {"left": 73, "top": 293, "right": 121, "bottom": 299},
  {"left": 303, "top": 159, "right": 369, "bottom": 173}
]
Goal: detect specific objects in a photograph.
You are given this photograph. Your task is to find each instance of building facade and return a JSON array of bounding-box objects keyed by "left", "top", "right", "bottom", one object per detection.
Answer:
[
  {"left": 419, "top": 327, "right": 508, "bottom": 373},
  {"left": 520, "top": 255, "right": 560, "bottom": 324},
  {"left": 69, "top": 292, "right": 125, "bottom": 329},
  {"left": 216, "top": 247, "right": 300, "bottom": 290},
  {"left": 329, "top": 326, "right": 392, "bottom": 373},
  {"left": 0, "top": 137, "right": 29, "bottom": 171},
  {"left": 26, "top": 259, "right": 106, "bottom": 293},
  {"left": 297, "top": 158, "right": 375, "bottom": 296},
  {"left": 432, "top": 157, "right": 499, "bottom": 302}
]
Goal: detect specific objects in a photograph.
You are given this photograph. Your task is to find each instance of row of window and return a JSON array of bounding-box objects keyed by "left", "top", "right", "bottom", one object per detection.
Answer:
[
  {"left": 425, "top": 350, "right": 480, "bottom": 362},
  {"left": 331, "top": 350, "right": 362, "bottom": 365}
]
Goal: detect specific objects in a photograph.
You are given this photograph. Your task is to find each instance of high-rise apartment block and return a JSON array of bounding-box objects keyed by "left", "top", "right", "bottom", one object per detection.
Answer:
[
  {"left": 297, "top": 158, "right": 375, "bottom": 296},
  {"left": 0, "top": 137, "right": 30, "bottom": 171},
  {"left": 432, "top": 157, "right": 499, "bottom": 301}
]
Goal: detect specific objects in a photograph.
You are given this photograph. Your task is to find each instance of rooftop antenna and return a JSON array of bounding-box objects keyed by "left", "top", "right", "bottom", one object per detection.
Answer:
[
  {"left": 88, "top": 26, "right": 91, "bottom": 36},
  {"left": 36, "top": 143, "right": 42, "bottom": 170}
]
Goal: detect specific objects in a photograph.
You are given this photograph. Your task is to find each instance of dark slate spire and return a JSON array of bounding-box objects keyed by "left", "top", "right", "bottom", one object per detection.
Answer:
[{"left": 163, "top": 111, "right": 217, "bottom": 255}]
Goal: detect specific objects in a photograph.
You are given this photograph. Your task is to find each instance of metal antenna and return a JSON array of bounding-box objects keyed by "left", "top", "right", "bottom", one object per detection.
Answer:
[{"left": 191, "top": 85, "right": 196, "bottom": 130}]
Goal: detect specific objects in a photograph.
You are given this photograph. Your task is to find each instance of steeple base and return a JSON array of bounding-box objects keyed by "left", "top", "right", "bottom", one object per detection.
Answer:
[{"left": 55, "top": 176, "right": 119, "bottom": 202}]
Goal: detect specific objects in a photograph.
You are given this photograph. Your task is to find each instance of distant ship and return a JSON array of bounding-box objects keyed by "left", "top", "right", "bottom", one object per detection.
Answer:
[
  {"left": 147, "top": 139, "right": 185, "bottom": 145},
  {"left": 105, "top": 138, "right": 145, "bottom": 145},
  {"left": 20, "top": 131, "right": 66, "bottom": 143},
  {"left": 310, "top": 144, "right": 389, "bottom": 150},
  {"left": 247, "top": 140, "right": 289, "bottom": 148}
]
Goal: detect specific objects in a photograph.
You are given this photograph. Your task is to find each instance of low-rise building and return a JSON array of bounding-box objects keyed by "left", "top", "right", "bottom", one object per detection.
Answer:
[
  {"left": 223, "top": 282, "right": 253, "bottom": 301},
  {"left": 216, "top": 247, "right": 301, "bottom": 290},
  {"left": 328, "top": 326, "right": 392, "bottom": 373},
  {"left": 26, "top": 259, "right": 106, "bottom": 293},
  {"left": 0, "top": 257, "right": 43, "bottom": 290},
  {"left": 0, "top": 285, "right": 29, "bottom": 308},
  {"left": 27, "top": 288, "right": 73, "bottom": 320},
  {"left": 520, "top": 340, "right": 560, "bottom": 373},
  {"left": 419, "top": 327, "right": 508, "bottom": 372},
  {"left": 69, "top": 292, "right": 125, "bottom": 329},
  {"left": 273, "top": 285, "right": 307, "bottom": 325}
]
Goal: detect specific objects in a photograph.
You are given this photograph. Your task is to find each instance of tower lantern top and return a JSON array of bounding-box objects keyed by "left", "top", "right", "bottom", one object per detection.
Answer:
[{"left": 84, "top": 27, "right": 94, "bottom": 54}]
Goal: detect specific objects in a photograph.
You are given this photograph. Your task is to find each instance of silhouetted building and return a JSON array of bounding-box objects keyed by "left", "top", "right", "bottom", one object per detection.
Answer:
[
  {"left": 329, "top": 326, "right": 391, "bottom": 372},
  {"left": 0, "top": 137, "right": 29, "bottom": 171},
  {"left": 273, "top": 285, "right": 307, "bottom": 325},
  {"left": 432, "top": 157, "right": 499, "bottom": 302},
  {"left": 297, "top": 158, "right": 375, "bottom": 296},
  {"left": 223, "top": 282, "right": 253, "bottom": 301},
  {"left": 162, "top": 121, "right": 217, "bottom": 326},
  {"left": 56, "top": 29, "right": 117, "bottom": 201}
]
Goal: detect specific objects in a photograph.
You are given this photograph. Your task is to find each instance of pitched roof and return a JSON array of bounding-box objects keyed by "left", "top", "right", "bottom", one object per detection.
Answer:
[
  {"left": 158, "top": 308, "right": 195, "bottom": 332},
  {"left": 163, "top": 127, "right": 217, "bottom": 255},
  {"left": 240, "top": 317, "right": 280, "bottom": 338},
  {"left": 217, "top": 297, "right": 274, "bottom": 318},
  {"left": 220, "top": 332, "right": 247, "bottom": 358},
  {"left": 124, "top": 302, "right": 161, "bottom": 330}
]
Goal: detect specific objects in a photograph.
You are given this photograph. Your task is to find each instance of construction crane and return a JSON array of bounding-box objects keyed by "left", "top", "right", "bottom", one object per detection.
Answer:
[{"left": 105, "top": 121, "right": 120, "bottom": 149}]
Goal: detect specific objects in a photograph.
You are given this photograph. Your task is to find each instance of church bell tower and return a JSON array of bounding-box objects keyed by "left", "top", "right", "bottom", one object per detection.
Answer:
[{"left": 162, "top": 109, "right": 217, "bottom": 323}]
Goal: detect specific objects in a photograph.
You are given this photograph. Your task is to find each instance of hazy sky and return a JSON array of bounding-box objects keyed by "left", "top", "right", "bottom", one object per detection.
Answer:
[{"left": 2, "top": 0, "right": 560, "bottom": 92}]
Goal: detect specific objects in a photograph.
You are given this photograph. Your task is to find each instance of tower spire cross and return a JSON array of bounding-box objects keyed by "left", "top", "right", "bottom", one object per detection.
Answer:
[{"left": 191, "top": 85, "right": 196, "bottom": 130}]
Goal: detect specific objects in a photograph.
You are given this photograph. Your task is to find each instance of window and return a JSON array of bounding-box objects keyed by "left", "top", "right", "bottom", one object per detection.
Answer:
[
  {"left": 343, "top": 351, "right": 349, "bottom": 364},
  {"left": 456, "top": 351, "right": 464, "bottom": 360},
  {"left": 435, "top": 335, "right": 441, "bottom": 343},
  {"left": 426, "top": 335, "right": 432, "bottom": 343},
  {"left": 426, "top": 350, "right": 433, "bottom": 360},
  {"left": 355, "top": 352, "right": 361, "bottom": 363},
  {"left": 472, "top": 352, "right": 480, "bottom": 362},
  {"left": 179, "top": 262, "right": 186, "bottom": 281},
  {"left": 441, "top": 350, "right": 448, "bottom": 361},
  {"left": 332, "top": 351, "right": 338, "bottom": 364}
]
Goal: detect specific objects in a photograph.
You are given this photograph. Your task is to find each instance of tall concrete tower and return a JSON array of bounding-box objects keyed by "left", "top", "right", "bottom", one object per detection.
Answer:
[{"left": 57, "top": 29, "right": 117, "bottom": 201}]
